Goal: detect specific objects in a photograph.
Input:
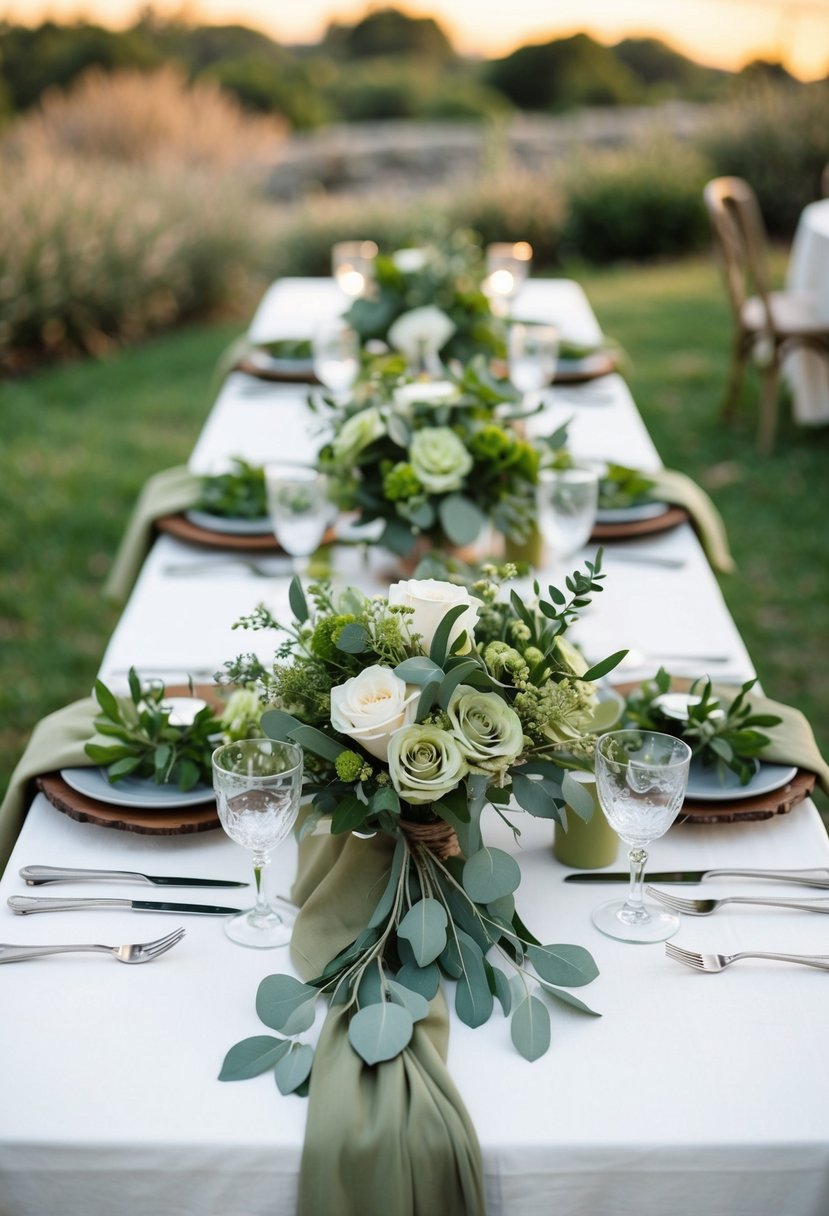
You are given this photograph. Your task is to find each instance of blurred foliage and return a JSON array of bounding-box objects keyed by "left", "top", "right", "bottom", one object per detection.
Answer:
[
  {"left": 322, "top": 7, "right": 454, "bottom": 62},
  {"left": 700, "top": 81, "right": 829, "bottom": 235},
  {"left": 485, "top": 33, "right": 643, "bottom": 109}
]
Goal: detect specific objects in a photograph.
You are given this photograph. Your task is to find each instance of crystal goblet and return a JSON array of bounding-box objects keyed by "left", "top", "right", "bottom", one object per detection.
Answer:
[
  {"left": 537, "top": 464, "right": 599, "bottom": 567},
  {"left": 212, "top": 739, "right": 303, "bottom": 948},
  {"left": 312, "top": 318, "right": 360, "bottom": 396},
  {"left": 592, "top": 729, "right": 692, "bottom": 943},
  {"left": 264, "top": 463, "right": 334, "bottom": 572}
]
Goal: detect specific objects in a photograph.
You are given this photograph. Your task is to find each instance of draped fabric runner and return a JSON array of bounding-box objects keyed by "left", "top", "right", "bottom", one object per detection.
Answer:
[
  {"left": 104, "top": 466, "right": 202, "bottom": 603},
  {"left": 0, "top": 698, "right": 97, "bottom": 876},
  {"left": 289, "top": 830, "right": 487, "bottom": 1216},
  {"left": 714, "top": 687, "right": 829, "bottom": 796},
  {"left": 648, "top": 468, "right": 735, "bottom": 575}
]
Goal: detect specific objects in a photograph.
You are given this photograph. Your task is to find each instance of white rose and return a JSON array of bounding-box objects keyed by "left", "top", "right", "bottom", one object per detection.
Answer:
[
  {"left": 330, "top": 665, "right": 418, "bottom": 761},
  {"left": 392, "top": 381, "right": 459, "bottom": 410},
  {"left": 392, "top": 247, "right": 428, "bottom": 273},
  {"left": 388, "top": 579, "right": 479, "bottom": 656},
  {"left": 388, "top": 306, "right": 456, "bottom": 360},
  {"left": 331, "top": 406, "right": 385, "bottom": 464}
]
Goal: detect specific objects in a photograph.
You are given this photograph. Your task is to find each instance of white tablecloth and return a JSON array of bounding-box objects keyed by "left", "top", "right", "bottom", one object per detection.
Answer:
[
  {"left": 784, "top": 198, "right": 829, "bottom": 425},
  {"left": 2, "top": 278, "right": 827, "bottom": 1216}
]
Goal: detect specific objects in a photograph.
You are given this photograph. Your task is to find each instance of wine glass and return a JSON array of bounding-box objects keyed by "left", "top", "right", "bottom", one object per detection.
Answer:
[
  {"left": 264, "top": 463, "right": 334, "bottom": 572},
  {"left": 331, "top": 240, "right": 378, "bottom": 299},
  {"left": 483, "top": 241, "right": 533, "bottom": 316},
  {"left": 536, "top": 464, "right": 599, "bottom": 567},
  {"left": 211, "top": 739, "right": 303, "bottom": 948},
  {"left": 313, "top": 318, "right": 360, "bottom": 396},
  {"left": 508, "top": 322, "right": 559, "bottom": 400},
  {"left": 592, "top": 730, "right": 692, "bottom": 943}
]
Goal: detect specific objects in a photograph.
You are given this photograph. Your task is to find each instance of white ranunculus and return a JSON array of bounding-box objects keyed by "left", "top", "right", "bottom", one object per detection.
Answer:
[
  {"left": 409, "top": 427, "right": 473, "bottom": 493},
  {"left": 331, "top": 406, "right": 385, "bottom": 464},
  {"left": 392, "top": 381, "right": 459, "bottom": 410},
  {"left": 388, "top": 306, "right": 456, "bottom": 360},
  {"left": 392, "top": 247, "right": 428, "bottom": 273},
  {"left": 388, "top": 579, "right": 479, "bottom": 655},
  {"left": 330, "top": 666, "right": 418, "bottom": 761}
]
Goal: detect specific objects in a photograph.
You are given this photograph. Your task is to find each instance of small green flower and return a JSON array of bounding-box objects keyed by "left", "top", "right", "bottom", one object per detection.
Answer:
[
  {"left": 335, "top": 750, "right": 367, "bottom": 782},
  {"left": 311, "top": 614, "right": 358, "bottom": 662},
  {"left": 383, "top": 461, "right": 422, "bottom": 502}
]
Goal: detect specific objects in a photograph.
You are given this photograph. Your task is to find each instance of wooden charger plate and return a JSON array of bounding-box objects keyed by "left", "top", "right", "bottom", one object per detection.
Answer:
[
  {"left": 233, "top": 354, "right": 317, "bottom": 384},
  {"left": 156, "top": 513, "right": 340, "bottom": 554},
  {"left": 611, "top": 680, "right": 816, "bottom": 824},
  {"left": 38, "top": 685, "right": 222, "bottom": 835},
  {"left": 591, "top": 505, "right": 689, "bottom": 543}
]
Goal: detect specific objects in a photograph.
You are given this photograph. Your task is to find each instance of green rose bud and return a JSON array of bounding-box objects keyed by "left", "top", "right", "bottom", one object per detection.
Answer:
[
  {"left": 447, "top": 686, "right": 524, "bottom": 774},
  {"left": 387, "top": 724, "right": 468, "bottom": 805},
  {"left": 220, "top": 689, "right": 263, "bottom": 742},
  {"left": 409, "top": 427, "right": 473, "bottom": 494},
  {"left": 332, "top": 407, "right": 385, "bottom": 465}
]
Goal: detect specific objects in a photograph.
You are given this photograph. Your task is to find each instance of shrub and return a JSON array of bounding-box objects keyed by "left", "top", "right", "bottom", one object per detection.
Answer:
[
  {"left": 700, "top": 82, "right": 829, "bottom": 235},
  {"left": 4, "top": 64, "right": 285, "bottom": 170},
  {"left": 437, "top": 165, "right": 566, "bottom": 266},
  {"left": 561, "top": 138, "right": 711, "bottom": 262}
]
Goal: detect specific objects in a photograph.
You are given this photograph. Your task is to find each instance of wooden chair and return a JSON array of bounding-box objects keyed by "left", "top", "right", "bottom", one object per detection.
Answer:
[{"left": 703, "top": 175, "right": 829, "bottom": 454}]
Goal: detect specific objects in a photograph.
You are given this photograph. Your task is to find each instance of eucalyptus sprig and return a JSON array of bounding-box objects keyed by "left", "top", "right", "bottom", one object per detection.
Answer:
[
  {"left": 197, "top": 457, "right": 267, "bottom": 520},
  {"left": 84, "top": 668, "right": 222, "bottom": 790},
  {"left": 624, "top": 668, "right": 782, "bottom": 785}
]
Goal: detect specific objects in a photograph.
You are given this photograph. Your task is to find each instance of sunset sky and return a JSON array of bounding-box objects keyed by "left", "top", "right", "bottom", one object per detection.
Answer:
[{"left": 4, "top": 0, "right": 829, "bottom": 80}]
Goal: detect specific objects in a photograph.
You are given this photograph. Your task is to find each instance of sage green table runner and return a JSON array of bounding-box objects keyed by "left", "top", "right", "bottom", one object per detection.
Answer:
[
  {"left": 0, "top": 698, "right": 97, "bottom": 876},
  {"left": 105, "top": 466, "right": 202, "bottom": 604},
  {"left": 290, "top": 830, "right": 486, "bottom": 1216},
  {"left": 713, "top": 686, "right": 829, "bottom": 796}
]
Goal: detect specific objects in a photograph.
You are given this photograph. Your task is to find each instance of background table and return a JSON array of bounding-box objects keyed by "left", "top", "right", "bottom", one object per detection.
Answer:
[{"left": 1, "top": 278, "right": 827, "bottom": 1216}]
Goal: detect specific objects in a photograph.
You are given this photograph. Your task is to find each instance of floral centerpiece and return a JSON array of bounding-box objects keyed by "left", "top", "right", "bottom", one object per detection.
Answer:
[
  {"left": 219, "top": 562, "right": 627, "bottom": 1087},
  {"left": 316, "top": 356, "right": 564, "bottom": 558},
  {"left": 345, "top": 229, "right": 502, "bottom": 368}
]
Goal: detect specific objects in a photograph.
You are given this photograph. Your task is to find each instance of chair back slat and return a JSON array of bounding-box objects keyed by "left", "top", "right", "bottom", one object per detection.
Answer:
[{"left": 703, "top": 176, "right": 773, "bottom": 329}]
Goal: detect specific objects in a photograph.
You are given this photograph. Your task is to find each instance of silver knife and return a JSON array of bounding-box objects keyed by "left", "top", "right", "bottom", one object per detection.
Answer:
[
  {"left": 564, "top": 868, "right": 829, "bottom": 888},
  {"left": 19, "top": 865, "right": 248, "bottom": 889},
  {"left": 8, "top": 896, "right": 241, "bottom": 916}
]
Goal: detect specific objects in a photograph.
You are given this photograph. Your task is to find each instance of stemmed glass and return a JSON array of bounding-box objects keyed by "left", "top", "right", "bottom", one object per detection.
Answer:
[
  {"left": 508, "top": 322, "right": 559, "bottom": 402},
  {"left": 483, "top": 241, "right": 533, "bottom": 316},
  {"left": 211, "top": 739, "right": 303, "bottom": 948},
  {"left": 331, "top": 240, "right": 378, "bottom": 299},
  {"left": 264, "top": 462, "right": 334, "bottom": 572},
  {"left": 313, "top": 318, "right": 360, "bottom": 396},
  {"left": 536, "top": 464, "right": 599, "bottom": 568},
  {"left": 592, "top": 730, "right": 692, "bottom": 943}
]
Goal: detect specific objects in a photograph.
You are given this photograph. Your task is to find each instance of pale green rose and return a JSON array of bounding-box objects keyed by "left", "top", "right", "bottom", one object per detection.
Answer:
[
  {"left": 332, "top": 407, "right": 385, "bottom": 465},
  {"left": 447, "top": 685, "right": 524, "bottom": 774},
  {"left": 388, "top": 305, "right": 456, "bottom": 360},
  {"left": 409, "top": 427, "right": 473, "bottom": 494},
  {"left": 387, "top": 724, "right": 468, "bottom": 805},
  {"left": 220, "top": 689, "right": 263, "bottom": 742}
]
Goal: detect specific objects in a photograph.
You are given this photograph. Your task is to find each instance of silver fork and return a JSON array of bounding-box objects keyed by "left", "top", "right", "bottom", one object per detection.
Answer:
[
  {"left": 647, "top": 885, "right": 829, "bottom": 916},
  {"left": 0, "top": 926, "right": 185, "bottom": 965},
  {"left": 665, "top": 941, "right": 829, "bottom": 972},
  {"left": 163, "top": 559, "right": 288, "bottom": 578}
]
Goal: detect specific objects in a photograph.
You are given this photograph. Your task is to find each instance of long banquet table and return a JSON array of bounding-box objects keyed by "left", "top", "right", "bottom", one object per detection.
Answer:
[{"left": 2, "top": 279, "right": 829, "bottom": 1216}]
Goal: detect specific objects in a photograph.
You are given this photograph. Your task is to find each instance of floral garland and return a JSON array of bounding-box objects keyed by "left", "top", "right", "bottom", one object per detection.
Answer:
[{"left": 220, "top": 565, "right": 627, "bottom": 1087}]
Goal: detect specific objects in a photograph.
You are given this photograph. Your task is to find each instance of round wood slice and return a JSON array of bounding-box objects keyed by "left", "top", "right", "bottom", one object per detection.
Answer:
[
  {"left": 610, "top": 679, "right": 816, "bottom": 823},
  {"left": 36, "top": 772, "right": 220, "bottom": 835},
  {"left": 591, "top": 505, "right": 689, "bottom": 542},
  {"left": 156, "top": 513, "right": 282, "bottom": 552},
  {"left": 36, "top": 684, "right": 223, "bottom": 835},
  {"left": 234, "top": 356, "right": 317, "bottom": 384},
  {"left": 554, "top": 351, "right": 617, "bottom": 384}
]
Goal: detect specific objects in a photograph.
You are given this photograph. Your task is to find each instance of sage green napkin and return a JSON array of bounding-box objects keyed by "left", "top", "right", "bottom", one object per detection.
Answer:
[
  {"left": 0, "top": 698, "right": 97, "bottom": 876},
  {"left": 714, "top": 686, "right": 829, "bottom": 796},
  {"left": 104, "top": 466, "right": 202, "bottom": 604},
  {"left": 290, "top": 831, "right": 486, "bottom": 1216},
  {"left": 649, "top": 469, "right": 735, "bottom": 575}
]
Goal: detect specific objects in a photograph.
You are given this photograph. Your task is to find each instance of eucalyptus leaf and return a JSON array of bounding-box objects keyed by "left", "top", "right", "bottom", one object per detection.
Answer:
[
  {"left": 386, "top": 979, "right": 430, "bottom": 1022},
  {"left": 454, "top": 930, "right": 493, "bottom": 1029},
  {"left": 93, "top": 679, "right": 123, "bottom": 724},
  {"left": 511, "top": 995, "right": 551, "bottom": 1062},
  {"left": 357, "top": 963, "right": 385, "bottom": 1008},
  {"left": 260, "top": 708, "right": 302, "bottom": 741},
  {"left": 335, "top": 622, "right": 371, "bottom": 654},
  {"left": 485, "top": 962, "right": 512, "bottom": 1016},
  {"left": 255, "top": 974, "right": 318, "bottom": 1033},
  {"left": 397, "top": 898, "right": 448, "bottom": 967},
  {"left": 438, "top": 494, "right": 486, "bottom": 546},
  {"left": 536, "top": 978, "right": 602, "bottom": 1017},
  {"left": 561, "top": 771, "right": 596, "bottom": 822},
  {"left": 367, "top": 838, "right": 406, "bottom": 929},
  {"left": 274, "top": 1043, "right": 314, "bottom": 1096},
  {"left": 527, "top": 943, "right": 600, "bottom": 988},
  {"left": 428, "top": 603, "right": 471, "bottom": 666},
  {"left": 395, "top": 960, "right": 440, "bottom": 1001},
  {"left": 462, "top": 847, "right": 521, "bottom": 903},
  {"left": 581, "top": 650, "right": 628, "bottom": 682},
  {"left": 511, "top": 772, "right": 563, "bottom": 820},
  {"left": 348, "top": 1001, "right": 414, "bottom": 1065},
  {"left": 218, "top": 1035, "right": 292, "bottom": 1081},
  {"left": 437, "top": 660, "right": 480, "bottom": 709},
  {"left": 288, "top": 724, "right": 345, "bottom": 763},
  {"left": 394, "top": 656, "right": 444, "bottom": 686},
  {"left": 288, "top": 575, "right": 308, "bottom": 624},
  {"left": 331, "top": 795, "right": 369, "bottom": 835}
]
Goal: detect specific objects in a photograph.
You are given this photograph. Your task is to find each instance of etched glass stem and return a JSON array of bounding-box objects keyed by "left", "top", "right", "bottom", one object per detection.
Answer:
[
  {"left": 623, "top": 846, "right": 650, "bottom": 923},
  {"left": 251, "top": 856, "right": 271, "bottom": 920}
]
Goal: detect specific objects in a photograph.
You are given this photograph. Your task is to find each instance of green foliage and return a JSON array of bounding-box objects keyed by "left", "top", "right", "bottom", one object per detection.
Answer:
[
  {"left": 85, "top": 668, "right": 221, "bottom": 790},
  {"left": 486, "top": 33, "right": 641, "bottom": 111},
  {"left": 700, "top": 81, "right": 829, "bottom": 236},
  {"left": 198, "top": 458, "right": 267, "bottom": 520},
  {"left": 561, "top": 140, "right": 710, "bottom": 263},
  {"left": 323, "top": 8, "right": 455, "bottom": 62}
]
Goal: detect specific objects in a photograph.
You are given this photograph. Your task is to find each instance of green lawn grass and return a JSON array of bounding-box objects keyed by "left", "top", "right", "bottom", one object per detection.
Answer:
[{"left": 2, "top": 257, "right": 827, "bottom": 819}]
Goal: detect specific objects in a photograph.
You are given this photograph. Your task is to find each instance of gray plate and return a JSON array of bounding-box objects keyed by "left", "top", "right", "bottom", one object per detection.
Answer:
[
  {"left": 685, "top": 760, "right": 798, "bottom": 802},
  {"left": 60, "top": 767, "right": 214, "bottom": 809},
  {"left": 595, "top": 501, "right": 670, "bottom": 524},
  {"left": 185, "top": 509, "right": 273, "bottom": 536}
]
